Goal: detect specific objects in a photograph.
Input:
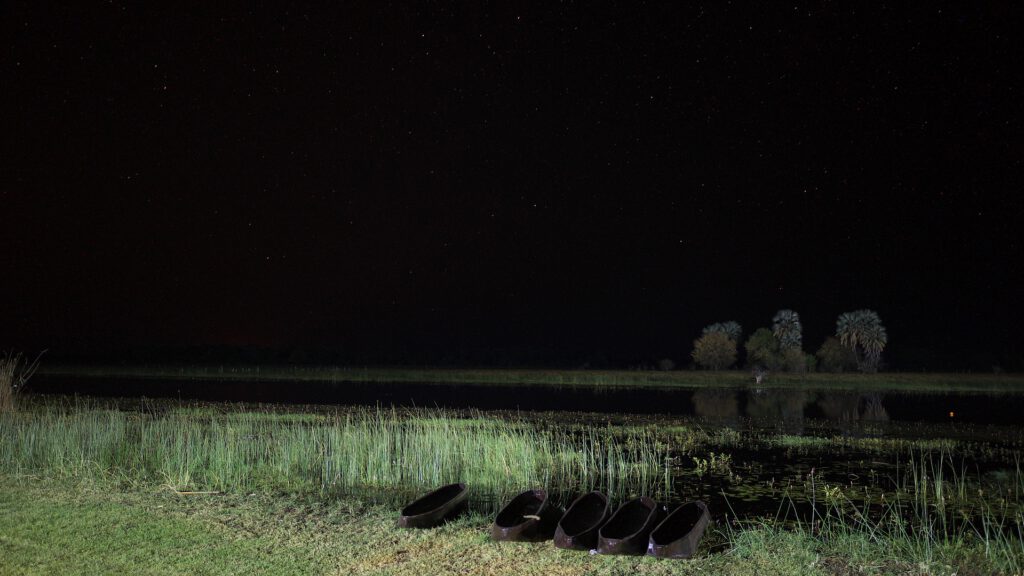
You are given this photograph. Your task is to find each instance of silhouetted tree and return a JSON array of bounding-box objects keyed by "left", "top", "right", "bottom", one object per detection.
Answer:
[
  {"left": 745, "top": 328, "right": 782, "bottom": 370},
  {"left": 702, "top": 321, "right": 743, "bottom": 342},
  {"left": 782, "top": 347, "right": 809, "bottom": 373},
  {"left": 772, "top": 309, "right": 803, "bottom": 350},
  {"left": 816, "top": 336, "right": 857, "bottom": 373},
  {"left": 692, "top": 332, "right": 737, "bottom": 370},
  {"left": 836, "top": 309, "right": 888, "bottom": 373}
]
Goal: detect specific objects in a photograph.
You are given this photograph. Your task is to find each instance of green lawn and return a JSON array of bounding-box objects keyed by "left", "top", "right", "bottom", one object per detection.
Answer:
[
  {"left": 0, "top": 476, "right": 951, "bottom": 576},
  {"left": 37, "top": 364, "right": 1024, "bottom": 393}
]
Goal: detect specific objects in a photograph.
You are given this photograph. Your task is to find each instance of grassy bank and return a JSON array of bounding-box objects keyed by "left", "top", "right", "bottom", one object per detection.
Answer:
[
  {"left": 2, "top": 400, "right": 1022, "bottom": 574},
  {"left": 36, "top": 364, "right": 1024, "bottom": 393},
  {"left": 0, "top": 476, "right": 1000, "bottom": 576}
]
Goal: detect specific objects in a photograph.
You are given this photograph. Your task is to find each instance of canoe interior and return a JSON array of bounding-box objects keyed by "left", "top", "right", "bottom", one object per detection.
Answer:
[
  {"left": 651, "top": 502, "right": 705, "bottom": 544},
  {"left": 400, "top": 483, "right": 465, "bottom": 517},
  {"left": 601, "top": 498, "right": 655, "bottom": 538},
  {"left": 494, "top": 489, "right": 545, "bottom": 527},
  {"left": 559, "top": 492, "right": 607, "bottom": 535}
]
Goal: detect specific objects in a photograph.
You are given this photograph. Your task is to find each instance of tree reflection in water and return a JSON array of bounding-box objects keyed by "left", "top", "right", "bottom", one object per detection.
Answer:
[
  {"left": 746, "top": 390, "right": 809, "bottom": 435},
  {"left": 859, "top": 393, "right": 889, "bottom": 421},
  {"left": 691, "top": 389, "right": 740, "bottom": 426}
]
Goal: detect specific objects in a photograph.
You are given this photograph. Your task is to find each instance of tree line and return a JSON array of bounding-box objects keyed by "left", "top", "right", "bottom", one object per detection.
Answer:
[{"left": 691, "top": 309, "right": 887, "bottom": 374}]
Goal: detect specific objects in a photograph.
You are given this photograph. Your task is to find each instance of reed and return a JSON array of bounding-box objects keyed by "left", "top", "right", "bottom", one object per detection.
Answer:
[
  {"left": 0, "top": 352, "right": 41, "bottom": 413},
  {"left": 0, "top": 402, "right": 670, "bottom": 513},
  {"left": 764, "top": 448, "right": 1024, "bottom": 573},
  {"left": 0, "top": 356, "right": 13, "bottom": 413},
  {"left": 4, "top": 396, "right": 1023, "bottom": 572}
]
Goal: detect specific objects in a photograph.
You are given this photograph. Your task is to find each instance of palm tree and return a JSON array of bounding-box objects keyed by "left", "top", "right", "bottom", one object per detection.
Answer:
[
  {"left": 702, "top": 321, "right": 742, "bottom": 343},
  {"left": 772, "top": 309, "right": 802, "bottom": 350},
  {"left": 836, "top": 310, "right": 887, "bottom": 373}
]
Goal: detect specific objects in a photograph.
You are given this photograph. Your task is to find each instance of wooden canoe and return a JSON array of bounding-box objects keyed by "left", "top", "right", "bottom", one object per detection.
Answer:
[
  {"left": 491, "top": 488, "right": 562, "bottom": 542},
  {"left": 596, "top": 496, "right": 664, "bottom": 555},
  {"left": 553, "top": 491, "right": 611, "bottom": 551},
  {"left": 646, "top": 500, "right": 711, "bottom": 559},
  {"left": 397, "top": 483, "right": 468, "bottom": 528}
]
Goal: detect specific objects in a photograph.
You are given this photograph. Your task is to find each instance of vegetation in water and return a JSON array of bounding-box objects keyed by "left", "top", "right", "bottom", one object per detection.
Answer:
[
  {"left": 0, "top": 400, "right": 669, "bottom": 513},
  {"left": 693, "top": 451, "right": 734, "bottom": 479},
  {"left": 2, "top": 395, "right": 1023, "bottom": 573}
]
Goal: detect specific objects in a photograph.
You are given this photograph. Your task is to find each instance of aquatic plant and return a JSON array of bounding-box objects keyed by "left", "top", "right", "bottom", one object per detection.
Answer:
[
  {"left": 0, "top": 403, "right": 670, "bottom": 513},
  {"left": 693, "top": 452, "right": 733, "bottom": 479},
  {"left": 3, "top": 396, "right": 1023, "bottom": 572},
  {"left": 765, "top": 448, "right": 1024, "bottom": 574}
]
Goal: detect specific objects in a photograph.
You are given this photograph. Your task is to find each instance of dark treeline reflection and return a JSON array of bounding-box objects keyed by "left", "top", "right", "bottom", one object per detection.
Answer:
[
  {"left": 692, "top": 389, "right": 890, "bottom": 432},
  {"left": 27, "top": 375, "right": 1019, "bottom": 425}
]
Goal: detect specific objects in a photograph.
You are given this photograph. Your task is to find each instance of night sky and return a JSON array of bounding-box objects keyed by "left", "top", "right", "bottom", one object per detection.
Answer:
[{"left": 4, "top": 3, "right": 1023, "bottom": 370}]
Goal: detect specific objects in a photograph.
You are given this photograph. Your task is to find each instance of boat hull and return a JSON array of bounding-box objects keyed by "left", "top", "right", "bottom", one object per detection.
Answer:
[
  {"left": 491, "top": 489, "right": 562, "bottom": 542},
  {"left": 397, "top": 483, "right": 469, "bottom": 528},
  {"left": 597, "top": 496, "right": 664, "bottom": 555},
  {"left": 553, "top": 491, "right": 610, "bottom": 551},
  {"left": 647, "top": 500, "right": 711, "bottom": 559}
]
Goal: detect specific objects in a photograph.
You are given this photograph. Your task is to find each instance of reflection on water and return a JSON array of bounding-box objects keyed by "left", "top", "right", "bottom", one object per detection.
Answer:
[
  {"left": 814, "top": 392, "right": 890, "bottom": 424},
  {"left": 815, "top": 392, "right": 862, "bottom": 422},
  {"left": 861, "top": 393, "right": 890, "bottom": 421},
  {"left": 691, "top": 389, "right": 740, "bottom": 424},
  {"left": 746, "top": 390, "right": 809, "bottom": 434},
  {"left": 693, "top": 389, "right": 889, "bottom": 429},
  {"left": 25, "top": 374, "right": 1021, "bottom": 426}
]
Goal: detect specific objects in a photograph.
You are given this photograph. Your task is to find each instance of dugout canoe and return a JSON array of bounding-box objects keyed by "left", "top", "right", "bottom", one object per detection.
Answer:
[
  {"left": 553, "top": 491, "right": 611, "bottom": 551},
  {"left": 491, "top": 488, "right": 562, "bottom": 541},
  {"left": 397, "top": 483, "right": 468, "bottom": 528},
  {"left": 646, "top": 500, "right": 711, "bottom": 559},
  {"left": 596, "top": 496, "right": 664, "bottom": 555}
]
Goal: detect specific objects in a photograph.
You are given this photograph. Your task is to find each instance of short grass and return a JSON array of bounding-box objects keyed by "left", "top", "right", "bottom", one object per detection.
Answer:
[
  {"left": 0, "top": 475, "right": 939, "bottom": 576},
  {"left": 37, "top": 364, "right": 1024, "bottom": 393}
]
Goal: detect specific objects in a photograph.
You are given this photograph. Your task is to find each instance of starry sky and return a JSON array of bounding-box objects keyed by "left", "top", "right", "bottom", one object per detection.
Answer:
[{"left": 4, "top": 3, "right": 1023, "bottom": 369}]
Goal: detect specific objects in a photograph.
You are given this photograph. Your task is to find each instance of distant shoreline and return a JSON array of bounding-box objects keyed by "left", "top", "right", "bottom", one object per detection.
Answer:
[{"left": 35, "top": 365, "right": 1024, "bottom": 393}]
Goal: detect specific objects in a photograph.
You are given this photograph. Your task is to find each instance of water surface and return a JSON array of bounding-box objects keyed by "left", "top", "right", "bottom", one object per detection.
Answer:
[{"left": 29, "top": 374, "right": 1024, "bottom": 425}]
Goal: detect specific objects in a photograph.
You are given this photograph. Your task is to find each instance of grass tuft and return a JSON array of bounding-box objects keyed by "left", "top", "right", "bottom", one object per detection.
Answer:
[
  {"left": 0, "top": 351, "right": 42, "bottom": 413},
  {"left": 0, "top": 401, "right": 670, "bottom": 513}
]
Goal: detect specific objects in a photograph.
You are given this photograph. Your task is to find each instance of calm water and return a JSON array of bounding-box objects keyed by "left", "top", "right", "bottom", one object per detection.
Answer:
[{"left": 27, "top": 374, "right": 1024, "bottom": 425}]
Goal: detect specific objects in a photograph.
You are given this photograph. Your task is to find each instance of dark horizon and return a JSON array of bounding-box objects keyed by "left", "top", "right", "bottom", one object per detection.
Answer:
[{"left": 5, "top": 4, "right": 1023, "bottom": 371}]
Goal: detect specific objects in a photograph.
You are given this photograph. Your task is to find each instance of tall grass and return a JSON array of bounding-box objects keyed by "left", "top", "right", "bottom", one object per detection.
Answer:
[
  {"left": 3, "top": 397, "right": 1023, "bottom": 571},
  {"left": 0, "top": 357, "right": 13, "bottom": 413},
  {"left": 0, "top": 402, "right": 670, "bottom": 513},
  {"left": 765, "top": 449, "right": 1024, "bottom": 573},
  {"left": 0, "top": 352, "right": 41, "bottom": 413}
]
